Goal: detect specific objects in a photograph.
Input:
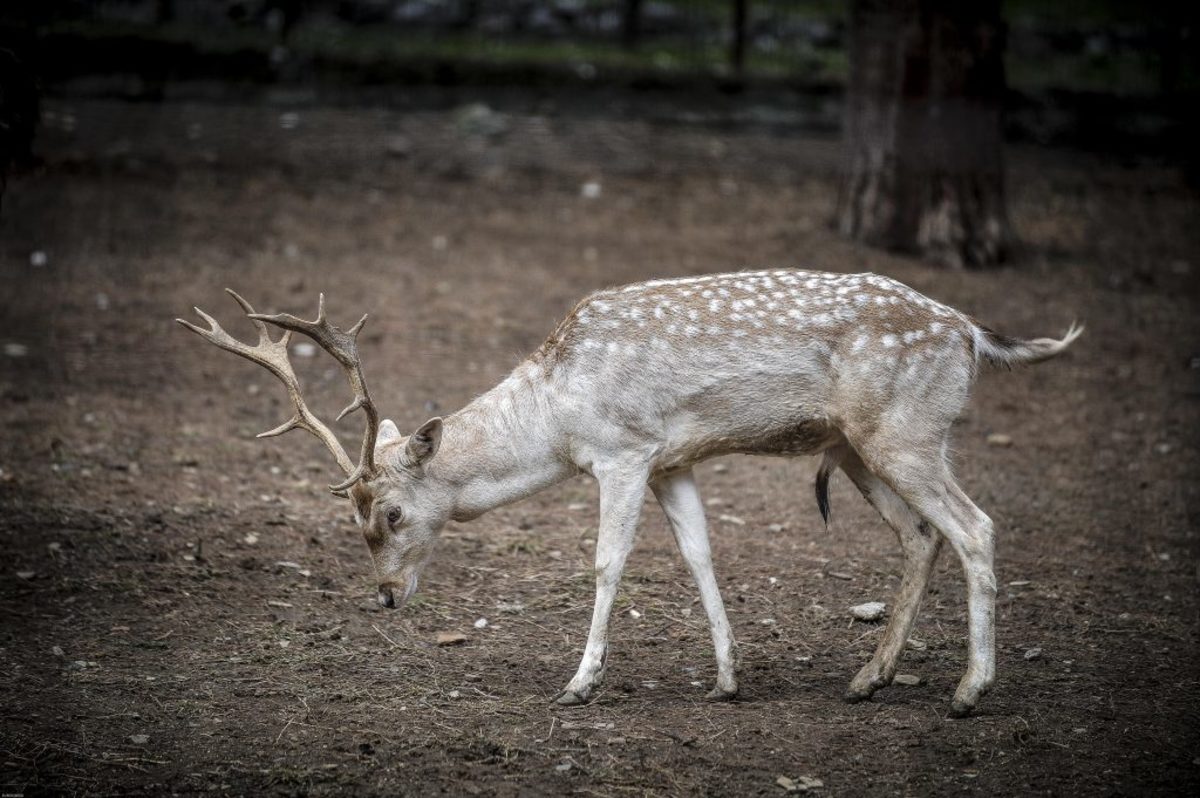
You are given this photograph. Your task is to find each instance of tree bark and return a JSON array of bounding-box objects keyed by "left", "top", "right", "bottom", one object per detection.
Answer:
[{"left": 836, "top": 0, "right": 1011, "bottom": 268}]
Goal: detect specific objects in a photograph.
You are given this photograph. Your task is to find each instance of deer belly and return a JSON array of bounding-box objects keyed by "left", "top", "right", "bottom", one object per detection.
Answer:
[{"left": 656, "top": 410, "right": 838, "bottom": 471}]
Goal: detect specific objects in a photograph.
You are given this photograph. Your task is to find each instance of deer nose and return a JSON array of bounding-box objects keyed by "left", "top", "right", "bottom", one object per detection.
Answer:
[{"left": 377, "top": 586, "right": 396, "bottom": 609}]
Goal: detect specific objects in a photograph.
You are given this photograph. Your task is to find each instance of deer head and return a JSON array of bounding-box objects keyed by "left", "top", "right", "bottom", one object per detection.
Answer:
[{"left": 178, "top": 290, "right": 447, "bottom": 609}]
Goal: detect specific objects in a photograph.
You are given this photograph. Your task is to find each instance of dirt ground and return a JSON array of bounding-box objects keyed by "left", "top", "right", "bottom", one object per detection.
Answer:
[{"left": 1, "top": 96, "right": 1198, "bottom": 796}]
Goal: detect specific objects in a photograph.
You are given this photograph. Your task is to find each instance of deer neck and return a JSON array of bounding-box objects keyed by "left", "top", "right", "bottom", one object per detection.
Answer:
[{"left": 434, "top": 363, "right": 573, "bottom": 521}]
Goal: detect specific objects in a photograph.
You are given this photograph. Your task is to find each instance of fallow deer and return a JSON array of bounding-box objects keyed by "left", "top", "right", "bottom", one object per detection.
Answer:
[{"left": 179, "top": 270, "right": 1080, "bottom": 716}]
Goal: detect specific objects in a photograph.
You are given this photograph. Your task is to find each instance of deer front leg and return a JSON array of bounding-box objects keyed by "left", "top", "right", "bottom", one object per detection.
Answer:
[
  {"left": 555, "top": 462, "right": 649, "bottom": 706},
  {"left": 651, "top": 469, "right": 738, "bottom": 700}
]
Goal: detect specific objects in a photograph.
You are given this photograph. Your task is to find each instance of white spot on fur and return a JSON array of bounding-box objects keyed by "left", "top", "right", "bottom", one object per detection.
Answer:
[{"left": 882, "top": 334, "right": 898, "bottom": 348}]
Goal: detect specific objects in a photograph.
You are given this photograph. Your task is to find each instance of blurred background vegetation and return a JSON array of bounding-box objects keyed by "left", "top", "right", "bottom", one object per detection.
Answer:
[{"left": 7, "top": 1, "right": 1195, "bottom": 95}]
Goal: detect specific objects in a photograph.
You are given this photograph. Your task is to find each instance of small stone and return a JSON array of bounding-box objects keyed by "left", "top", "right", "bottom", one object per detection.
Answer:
[
  {"left": 767, "top": 523, "right": 786, "bottom": 533},
  {"left": 386, "top": 135, "right": 412, "bottom": 158},
  {"left": 986, "top": 433, "right": 1013, "bottom": 447},
  {"left": 777, "top": 774, "right": 824, "bottom": 792},
  {"left": 128, "top": 734, "right": 149, "bottom": 745},
  {"left": 555, "top": 761, "right": 572, "bottom": 773},
  {"left": 1024, "top": 647, "right": 1043, "bottom": 661},
  {"left": 52, "top": 646, "right": 64, "bottom": 657},
  {"left": 850, "top": 602, "right": 885, "bottom": 621},
  {"left": 474, "top": 618, "right": 489, "bottom": 629},
  {"left": 712, "top": 463, "right": 728, "bottom": 473},
  {"left": 718, "top": 514, "right": 746, "bottom": 526},
  {"left": 628, "top": 609, "right": 642, "bottom": 619},
  {"left": 243, "top": 533, "right": 259, "bottom": 545},
  {"left": 448, "top": 690, "right": 461, "bottom": 699},
  {"left": 893, "top": 674, "right": 921, "bottom": 686},
  {"left": 436, "top": 631, "right": 468, "bottom": 646}
]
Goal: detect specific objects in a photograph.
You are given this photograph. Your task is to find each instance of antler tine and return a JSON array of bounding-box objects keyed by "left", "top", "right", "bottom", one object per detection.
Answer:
[
  {"left": 247, "top": 295, "right": 381, "bottom": 489},
  {"left": 176, "top": 291, "right": 357, "bottom": 489}
]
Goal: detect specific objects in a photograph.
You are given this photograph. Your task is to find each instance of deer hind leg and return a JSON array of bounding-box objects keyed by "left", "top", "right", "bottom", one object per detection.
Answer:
[
  {"left": 555, "top": 461, "right": 649, "bottom": 707},
  {"left": 651, "top": 469, "right": 738, "bottom": 700},
  {"left": 859, "top": 448, "right": 997, "bottom": 717},
  {"left": 839, "top": 451, "right": 943, "bottom": 703}
]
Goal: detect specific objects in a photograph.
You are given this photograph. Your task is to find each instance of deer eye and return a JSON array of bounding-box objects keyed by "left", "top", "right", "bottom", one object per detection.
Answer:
[{"left": 386, "top": 507, "right": 403, "bottom": 527}]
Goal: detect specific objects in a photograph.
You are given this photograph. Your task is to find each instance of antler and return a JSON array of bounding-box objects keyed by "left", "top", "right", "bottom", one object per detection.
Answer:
[
  {"left": 176, "top": 289, "right": 379, "bottom": 495},
  {"left": 246, "top": 294, "right": 380, "bottom": 493}
]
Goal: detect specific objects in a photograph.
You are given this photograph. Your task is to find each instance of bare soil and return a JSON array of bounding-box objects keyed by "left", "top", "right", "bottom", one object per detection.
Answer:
[{"left": 1, "top": 98, "right": 1198, "bottom": 796}]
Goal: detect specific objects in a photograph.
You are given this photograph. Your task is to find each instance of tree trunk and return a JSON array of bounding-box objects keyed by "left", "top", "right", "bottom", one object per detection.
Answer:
[
  {"left": 622, "top": 0, "right": 643, "bottom": 50},
  {"left": 730, "top": 0, "right": 748, "bottom": 77},
  {"left": 836, "top": 0, "right": 1011, "bottom": 268}
]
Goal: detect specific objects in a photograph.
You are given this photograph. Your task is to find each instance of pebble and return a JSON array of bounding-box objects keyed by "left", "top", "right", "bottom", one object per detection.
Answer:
[
  {"left": 893, "top": 674, "right": 921, "bottom": 686},
  {"left": 850, "top": 602, "right": 886, "bottom": 621},
  {"left": 777, "top": 775, "right": 823, "bottom": 792},
  {"left": 767, "top": 523, "right": 786, "bottom": 533},
  {"left": 1024, "top": 647, "right": 1043, "bottom": 661},
  {"left": 128, "top": 734, "right": 149, "bottom": 745},
  {"left": 986, "top": 433, "right": 1013, "bottom": 447},
  {"left": 385, "top": 135, "right": 412, "bottom": 158},
  {"left": 474, "top": 618, "right": 489, "bottom": 629}
]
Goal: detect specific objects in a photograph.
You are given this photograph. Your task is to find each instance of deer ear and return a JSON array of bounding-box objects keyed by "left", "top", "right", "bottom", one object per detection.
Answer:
[
  {"left": 404, "top": 417, "right": 442, "bottom": 466},
  {"left": 376, "top": 419, "right": 401, "bottom": 448}
]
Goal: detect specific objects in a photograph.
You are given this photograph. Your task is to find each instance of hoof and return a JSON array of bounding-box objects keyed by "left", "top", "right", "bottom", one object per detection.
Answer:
[
  {"left": 844, "top": 688, "right": 874, "bottom": 704},
  {"left": 705, "top": 686, "right": 738, "bottom": 702},
  {"left": 948, "top": 700, "right": 974, "bottom": 718},
  {"left": 553, "top": 689, "right": 590, "bottom": 707}
]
